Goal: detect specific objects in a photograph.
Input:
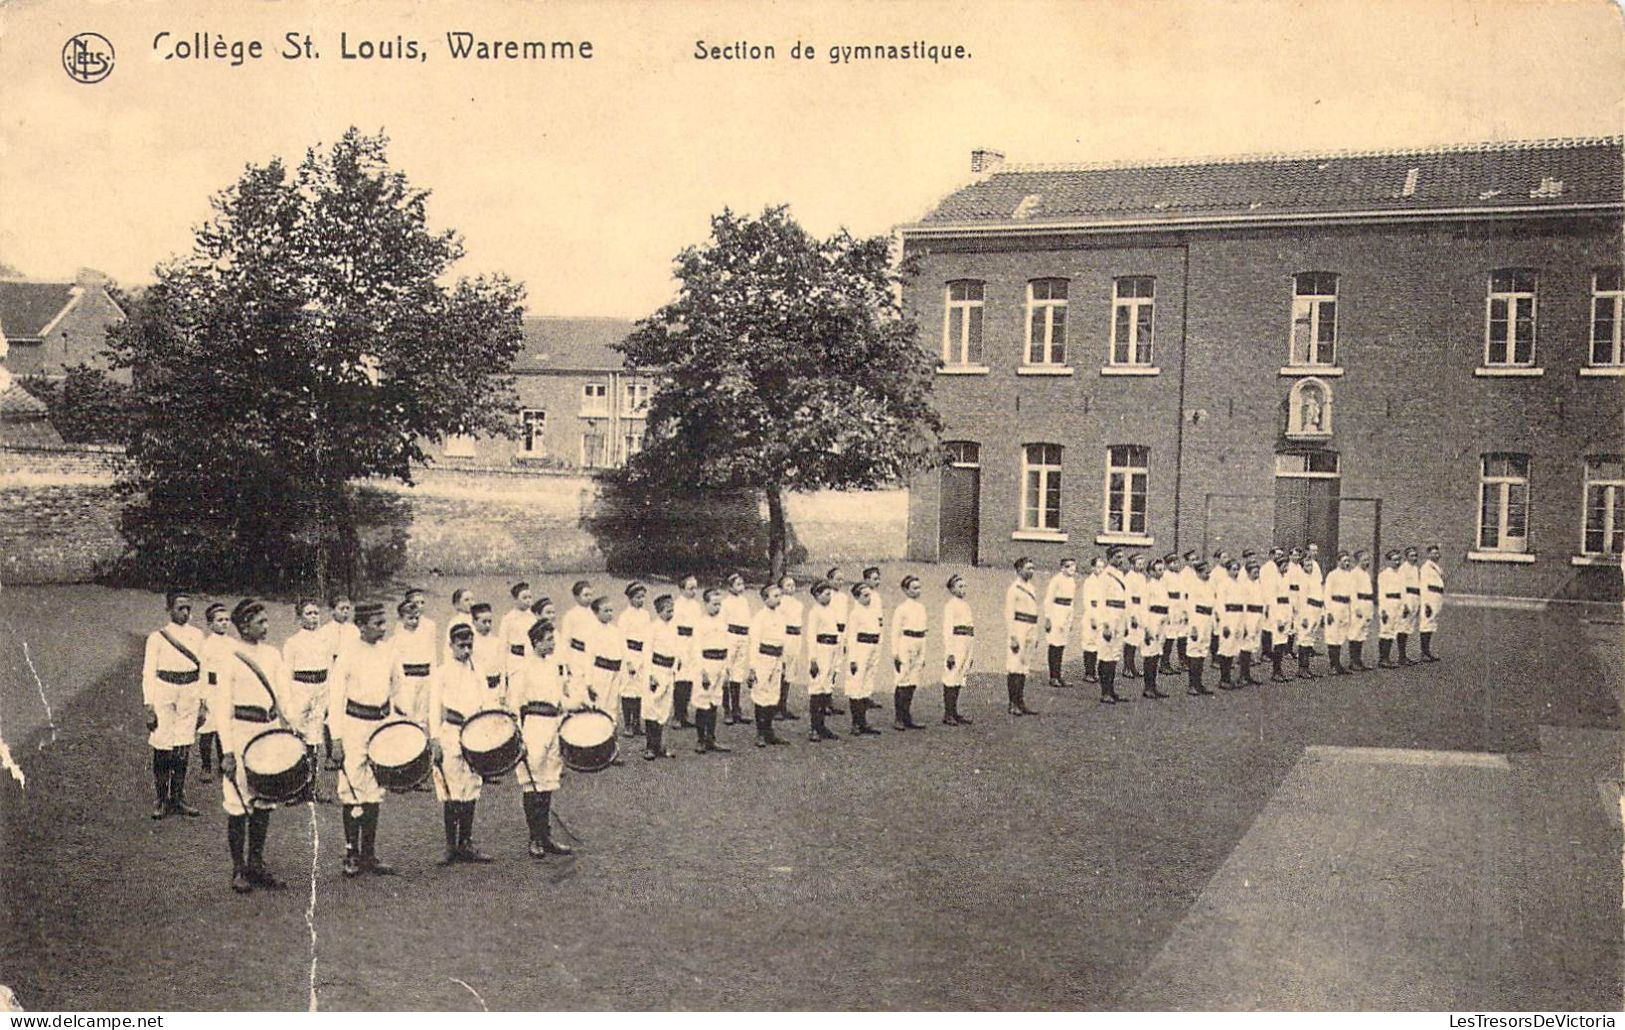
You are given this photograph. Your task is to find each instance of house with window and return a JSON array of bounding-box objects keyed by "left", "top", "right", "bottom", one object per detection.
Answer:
[
  {"left": 0, "top": 271, "right": 127, "bottom": 381},
  {"left": 426, "top": 316, "right": 651, "bottom": 470},
  {"left": 901, "top": 138, "right": 1623, "bottom": 600}
]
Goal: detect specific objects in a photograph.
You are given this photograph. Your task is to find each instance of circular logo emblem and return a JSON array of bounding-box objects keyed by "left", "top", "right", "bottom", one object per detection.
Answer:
[{"left": 62, "top": 33, "right": 115, "bottom": 84}]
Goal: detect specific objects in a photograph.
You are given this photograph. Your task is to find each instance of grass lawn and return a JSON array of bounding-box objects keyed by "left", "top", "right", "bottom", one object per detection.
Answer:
[{"left": 0, "top": 566, "right": 1618, "bottom": 1010}]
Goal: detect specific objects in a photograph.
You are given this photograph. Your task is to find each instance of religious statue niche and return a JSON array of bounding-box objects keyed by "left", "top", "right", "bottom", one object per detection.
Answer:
[{"left": 1286, "top": 377, "right": 1332, "bottom": 439}]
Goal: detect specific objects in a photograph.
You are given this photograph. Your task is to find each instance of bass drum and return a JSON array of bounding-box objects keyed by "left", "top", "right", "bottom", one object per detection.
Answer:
[
  {"left": 558, "top": 709, "right": 617, "bottom": 772},
  {"left": 366, "top": 720, "right": 432, "bottom": 792}
]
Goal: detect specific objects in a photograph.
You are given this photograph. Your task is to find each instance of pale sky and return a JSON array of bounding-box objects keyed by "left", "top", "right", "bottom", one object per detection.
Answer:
[{"left": 1, "top": 0, "right": 1621, "bottom": 318}]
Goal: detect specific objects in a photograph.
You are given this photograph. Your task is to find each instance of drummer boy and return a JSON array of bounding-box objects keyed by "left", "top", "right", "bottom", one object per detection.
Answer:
[
  {"left": 428, "top": 624, "right": 494, "bottom": 866},
  {"left": 218, "top": 597, "right": 294, "bottom": 895},
  {"left": 508, "top": 618, "right": 577, "bottom": 859}
]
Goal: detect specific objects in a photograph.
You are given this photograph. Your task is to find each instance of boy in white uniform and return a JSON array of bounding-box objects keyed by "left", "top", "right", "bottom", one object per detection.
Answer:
[
  {"left": 327, "top": 602, "right": 402, "bottom": 878},
  {"left": 1095, "top": 551, "right": 1129, "bottom": 704},
  {"left": 805, "top": 581, "right": 844, "bottom": 740},
  {"left": 644, "top": 594, "right": 680, "bottom": 759},
  {"left": 693, "top": 588, "right": 733, "bottom": 753},
  {"left": 1265, "top": 556, "right": 1296, "bottom": 682},
  {"left": 1322, "top": 552, "right": 1356, "bottom": 675},
  {"left": 197, "top": 602, "right": 233, "bottom": 775},
  {"left": 584, "top": 596, "right": 626, "bottom": 731},
  {"left": 217, "top": 598, "right": 294, "bottom": 893},
  {"left": 1295, "top": 555, "right": 1325, "bottom": 679},
  {"left": 1184, "top": 559, "right": 1216, "bottom": 696},
  {"left": 560, "top": 580, "right": 598, "bottom": 683},
  {"left": 500, "top": 582, "right": 536, "bottom": 670},
  {"left": 671, "top": 575, "right": 703, "bottom": 729},
  {"left": 720, "top": 573, "right": 754, "bottom": 725},
  {"left": 390, "top": 599, "right": 437, "bottom": 728},
  {"left": 1419, "top": 544, "right": 1445, "bottom": 662},
  {"left": 1214, "top": 558, "right": 1245, "bottom": 689},
  {"left": 508, "top": 618, "right": 577, "bottom": 858},
  {"left": 282, "top": 598, "right": 335, "bottom": 802},
  {"left": 1123, "top": 555, "right": 1148, "bottom": 679},
  {"left": 1239, "top": 559, "right": 1266, "bottom": 686},
  {"left": 1078, "top": 557, "right": 1104, "bottom": 684},
  {"left": 746, "top": 583, "right": 791, "bottom": 747},
  {"left": 1160, "top": 553, "right": 1188, "bottom": 672},
  {"left": 469, "top": 603, "right": 505, "bottom": 690},
  {"left": 429, "top": 624, "right": 494, "bottom": 866},
  {"left": 142, "top": 589, "right": 206, "bottom": 820},
  {"left": 1377, "top": 551, "right": 1405, "bottom": 669},
  {"left": 1140, "top": 560, "right": 1170, "bottom": 699},
  {"left": 617, "top": 582, "right": 651, "bottom": 737},
  {"left": 890, "top": 574, "right": 929, "bottom": 730},
  {"left": 1399, "top": 547, "right": 1423, "bottom": 666},
  {"left": 940, "top": 574, "right": 975, "bottom": 724},
  {"left": 775, "top": 575, "right": 805, "bottom": 722},
  {"left": 844, "top": 581, "right": 886, "bottom": 735},
  {"left": 1348, "top": 551, "right": 1376, "bottom": 671},
  {"left": 1004, "top": 557, "right": 1041, "bottom": 715},
  {"left": 1041, "top": 558, "right": 1078, "bottom": 689}
]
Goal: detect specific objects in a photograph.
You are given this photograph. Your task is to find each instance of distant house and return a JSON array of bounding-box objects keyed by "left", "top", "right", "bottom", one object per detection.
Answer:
[
  {"left": 0, "top": 272, "right": 127, "bottom": 381},
  {"left": 0, "top": 377, "right": 63, "bottom": 446},
  {"left": 428, "top": 316, "right": 654, "bottom": 471}
]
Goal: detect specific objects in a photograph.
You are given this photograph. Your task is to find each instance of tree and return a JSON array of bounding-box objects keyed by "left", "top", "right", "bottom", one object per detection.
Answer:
[
  {"left": 105, "top": 128, "right": 525, "bottom": 590},
  {"left": 619, "top": 205, "right": 941, "bottom": 580}
]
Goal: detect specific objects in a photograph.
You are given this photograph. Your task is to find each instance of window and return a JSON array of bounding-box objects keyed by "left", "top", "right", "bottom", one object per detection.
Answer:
[
  {"left": 1025, "top": 279, "right": 1068, "bottom": 366},
  {"left": 581, "top": 383, "right": 609, "bottom": 416},
  {"left": 1485, "top": 270, "right": 1537, "bottom": 367},
  {"left": 1275, "top": 451, "right": 1340, "bottom": 477},
  {"left": 623, "top": 381, "right": 652, "bottom": 417},
  {"left": 1290, "top": 273, "right": 1338, "bottom": 367},
  {"left": 1109, "top": 277, "right": 1155, "bottom": 367},
  {"left": 581, "top": 432, "right": 610, "bottom": 469},
  {"left": 942, "top": 281, "right": 984, "bottom": 366},
  {"left": 443, "top": 434, "right": 476, "bottom": 459},
  {"left": 1478, "top": 453, "right": 1530, "bottom": 553},
  {"left": 1020, "top": 444, "right": 1063, "bottom": 533},
  {"left": 520, "top": 409, "right": 546, "bottom": 455},
  {"left": 1591, "top": 270, "right": 1623, "bottom": 367},
  {"left": 623, "top": 430, "right": 644, "bottom": 462},
  {"left": 1583, "top": 456, "right": 1624, "bottom": 557},
  {"left": 946, "top": 441, "right": 980, "bottom": 467},
  {"left": 1103, "top": 445, "right": 1149, "bottom": 536}
]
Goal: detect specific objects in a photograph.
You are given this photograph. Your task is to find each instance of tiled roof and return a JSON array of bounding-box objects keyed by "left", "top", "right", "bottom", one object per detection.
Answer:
[
  {"left": 0, "top": 281, "right": 78, "bottom": 340},
  {"left": 512, "top": 316, "right": 637, "bottom": 372},
  {"left": 0, "top": 383, "right": 48, "bottom": 417},
  {"left": 912, "top": 137, "right": 1624, "bottom": 230}
]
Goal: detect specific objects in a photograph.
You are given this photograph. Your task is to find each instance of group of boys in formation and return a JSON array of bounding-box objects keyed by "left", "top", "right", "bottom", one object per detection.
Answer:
[{"left": 140, "top": 545, "right": 1445, "bottom": 895}]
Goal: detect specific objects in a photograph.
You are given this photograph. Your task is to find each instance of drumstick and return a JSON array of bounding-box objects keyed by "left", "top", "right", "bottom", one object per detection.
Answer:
[{"left": 225, "top": 768, "right": 252, "bottom": 814}]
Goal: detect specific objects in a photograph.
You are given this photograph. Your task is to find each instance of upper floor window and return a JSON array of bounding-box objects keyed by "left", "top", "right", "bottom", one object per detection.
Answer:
[
  {"left": 1478, "top": 453, "right": 1530, "bottom": 553},
  {"left": 942, "top": 280, "right": 984, "bottom": 366},
  {"left": 520, "top": 409, "right": 546, "bottom": 455},
  {"left": 1020, "top": 443, "right": 1063, "bottom": 533},
  {"left": 1290, "top": 272, "right": 1338, "bottom": 367},
  {"left": 1591, "top": 269, "right": 1623, "bottom": 367},
  {"left": 1103, "top": 445, "right": 1149, "bottom": 537},
  {"left": 624, "top": 381, "right": 652, "bottom": 417},
  {"left": 1110, "top": 277, "right": 1155, "bottom": 367},
  {"left": 1583, "top": 455, "right": 1624, "bottom": 557},
  {"left": 1485, "top": 269, "right": 1537, "bottom": 367},
  {"left": 581, "top": 383, "right": 610, "bottom": 417},
  {"left": 1025, "top": 279, "right": 1068, "bottom": 366}
]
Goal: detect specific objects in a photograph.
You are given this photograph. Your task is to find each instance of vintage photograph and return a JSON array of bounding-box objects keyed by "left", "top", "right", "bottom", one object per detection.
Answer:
[{"left": 0, "top": 0, "right": 1621, "bottom": 1014}]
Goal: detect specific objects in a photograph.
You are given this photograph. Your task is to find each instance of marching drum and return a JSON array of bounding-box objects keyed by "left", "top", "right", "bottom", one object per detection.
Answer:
[
  {"left": 558, "top": 709, "right": 617, "bottom": 772},
  {"left": 241, "top": 729, "right": 312, "bottom": 803},
  {"left": 366, "top": 720, "right": 433, "bottom": 792},
  {"left": 460, "top": 710, "right": 524, "bottom": 778}
]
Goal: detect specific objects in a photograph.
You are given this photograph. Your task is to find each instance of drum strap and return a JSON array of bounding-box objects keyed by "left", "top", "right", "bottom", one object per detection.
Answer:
[
  {"left": 159, "top": 628, "right": 201, "bottom": 669},
  {"left": 442, "top": 708, "right": 468, "bottom": 727},
  {"left": 234, "top": 652, "right": 280, "bottom": 717}
]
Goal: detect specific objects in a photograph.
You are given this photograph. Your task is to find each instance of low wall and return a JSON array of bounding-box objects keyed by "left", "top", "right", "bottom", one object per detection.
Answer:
[{"left": 0, "top": 444, "right": 128, "bottom": 583}]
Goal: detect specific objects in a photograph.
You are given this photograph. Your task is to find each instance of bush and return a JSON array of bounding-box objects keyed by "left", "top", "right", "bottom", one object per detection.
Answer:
[{"left": 20, "top": 366, "right": 137, "bottom": 444}]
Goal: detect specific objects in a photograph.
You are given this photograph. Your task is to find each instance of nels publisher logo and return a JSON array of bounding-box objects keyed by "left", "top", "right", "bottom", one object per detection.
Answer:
[{"left": 63, "top": 32, "right": 115, "bottom": 84}]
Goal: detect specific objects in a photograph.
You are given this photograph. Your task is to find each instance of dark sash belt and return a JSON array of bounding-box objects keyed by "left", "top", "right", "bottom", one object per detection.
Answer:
[
  {"left": 1307, "top": 598, "right": 1324, "bottom": 608},
  {"left": 1359, "top": 593, "right": 1375, "bottom": 600},
  {"left": 816, "top": 633, "right": 840, "bottom": 645},
  {"left": 836, "top": 623, "right": 847, "bottom": 632},
  {"left": 1426, "top": 585, "right": 1444, "bottom": 593},
  {"left": 677, "top": 626, "right": 694, "bottom": 637},
  {"left": 727, "top": 624, "right": 749, "bottom": 635},
  {"left": 952, "top": 625, "right": 975, "bottom": 636},
  {"left": 1148, "top": 605, "right": 1169, "bottom": 614},
  {"left": 1013, "top": 612, "right": 1038, "bottom": 624},
  {"left": 758, "top": 643, "right": 784, "bottom": 657},
  {"left": 626, "top": 640, "right": 644, "bottom": 652},
  {"left": 1167, "top": 590, "right": 1182, "bottom": 599},
  {"left": 652, "top": 653, "right": 676, "bottom": 668},
  {"left": 1330, "top": 595, "right": 1350, "bottom": 603},
  {"left": 521, "top": 701, "right": 561, "bottom": 719},
  {"left": 441, "top": 708, "right": 467, "bottom": 728},
  {"left": 510, "top": 644, "right": 526, "bottom": 656},
  {"left": 1384, "top": 592, "right": 1402, "bottom": 599},
  {"left": 570, "top": 639, "right": 586, "bottom": 652},
  {"left": 1277, "top": 596, "right": 1290, "bottom": 605},
  {"left": 1194, "top": 605, "right": 1213, "bottom": 615},
  {"left": 1131, "top": 596, "right": 1142, "bottom": 605},
  {"left": 233, "top": 704, "right": 273, "bottom": 723},
  {"left": 402, "top": 663, "right": 431, "bottom": 677},
  {"left": 1406, "top": 587, "right": 1421, "bottom": 594},
  {"left": 1106, "top": 600, "right": 1127, "bottom": 609},
  {"left": 292, "top": 669, "right": 328, "bottom": 684},
  {"left": 486, "top": 675, "right": 502, "bottom": 689},
  {"left": 903, "top": 629, "right": 926, "bottom": 639},
  {"left": 1053, "top": 597, "right": 1072, "bottom": 606},
  {"left": 1245, "top": 604, "right": 1264, "bottom": 613},
  {"left": 594, "top": 656, "right": 622, "bottom": 672},
  {"left": 157, "top": 669, "right": 200, "bottom": 685},
  {"left": 346, "top": 699, "right": 389, "bottom": 721},
  {"left": 701, "top": 648, "right": 730, "bottom": 660},
  {"left": 1224, "top": 603, "right": 1242, "bottom": 611},
  {"left": 856, "top": 632, "right": 880, "bottom": 644},
  {"left": 785, "top": 625, "right": 802, "bottom": 635}
]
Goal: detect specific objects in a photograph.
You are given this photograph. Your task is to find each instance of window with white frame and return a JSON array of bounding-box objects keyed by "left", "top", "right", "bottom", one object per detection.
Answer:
[
  {"left": 942, "top": 280, "right": 984, "bottom": 366},
  {"left": 623, "top": 381, "right": 652, "bottom": 417},
  {"left": 1290, "top": 272, "right": 1338, "bottom": 367},
  {"left": 581, "top": 383, "right": 610, "bottom": 416},
  {"left": 1582, "top": 456, "right": 1624, "bottom": 557},
  {"left": 1110, "top": 277, "right": 1155, "bottom": 367},
  {"left": 1020, "top": 443, "right": 1063, "bottom": 532},
  {"left": 1591, "top": 269, "right": 1623, "bottom": 367},
  {"left": 1103, "top": 445, "right": 1149, "bottom": 536},
  {"left": 1025, "top": 279, "right": 1068, "bottom": 366},
  {"left": 945, "top": 441, "right": 980, "bottom": 467},
  {"left": 1478, "top": 453, "right": 1530, "bottom": 552},
  {"left": 1485, "top": 270, "right": 1537, "bottom": 367},
  {"left": 581, "top": 431, "right": 610, "bottom": 469},
  {"left": 443, "top": 434, "right": 476, "bottom": 459},
  {"left": 520, "top": 409, "right": 547, "bottom": 455}
]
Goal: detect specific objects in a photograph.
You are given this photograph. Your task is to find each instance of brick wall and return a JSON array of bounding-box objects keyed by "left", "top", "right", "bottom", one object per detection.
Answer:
[{"left": 0, "top": 444, "right": 127, "bottom": 583}]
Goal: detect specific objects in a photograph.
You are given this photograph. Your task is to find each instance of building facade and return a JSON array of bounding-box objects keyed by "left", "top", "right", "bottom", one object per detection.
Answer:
[
  {"left": 900, "top": 138, "right": 1624, "bottom": 601},
  {"left": 425, "top": 316, "right": 655, "bottom": 471},
  {"left": 0, "top": 273, "right": 127, "bottom": 381}
]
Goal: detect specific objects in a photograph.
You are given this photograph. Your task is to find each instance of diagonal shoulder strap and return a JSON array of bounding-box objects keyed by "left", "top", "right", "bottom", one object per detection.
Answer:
[
  {"left": 234, "top": 651, "right": 280, "bottom": 714},
  {"left": 158, "top": 628, "right": 201, "bottom": 668}
]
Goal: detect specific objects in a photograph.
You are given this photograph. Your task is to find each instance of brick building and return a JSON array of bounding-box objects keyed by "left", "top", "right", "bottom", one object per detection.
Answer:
[
  {"left": 0, "top": 272, "right": 126, "bottom": 381},
  {"left": 899, "top": 138, "right": 1623, "bottom": 601},
  {"left": 425, "top": 316, "right": 652, "bottom": 471}
]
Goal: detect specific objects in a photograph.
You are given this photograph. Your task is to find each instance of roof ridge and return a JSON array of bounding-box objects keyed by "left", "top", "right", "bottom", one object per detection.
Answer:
[{"left": 993, "top": 136, "right": 1625, "bottom": 175}]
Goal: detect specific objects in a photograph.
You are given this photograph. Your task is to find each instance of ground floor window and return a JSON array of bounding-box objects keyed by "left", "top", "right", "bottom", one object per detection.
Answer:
[
  {"left": 1478, "top": 453, "right": 1530, "bottom": 552},
  {"left": 1021, "top": 443, "right": 1063, "bottom": 532},
  {"left": 1104, "top": 445, "right": 1149, "bottom": 535},
  {"left": 1583, "top": 455, "right": 1624, "bottom": 556}
]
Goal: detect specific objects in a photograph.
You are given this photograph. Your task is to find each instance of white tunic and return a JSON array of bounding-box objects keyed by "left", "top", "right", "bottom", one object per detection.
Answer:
[
  {"left": 428, "top": 657, "right": 492, "bottom": 802},
  {"left": 389, "top": 622, "right": 437, "bottom": 725},
  {"left": 1004, "top": 579, "right": 1040, "bottom": 674},
  {"left": 1096, "top": 570, "right": 1129, "bottom": 662},
  {"left": 1377, "top": 567, "right": 1405, "bottom": 640},
  {"left": 844, "top": 598, "right": 885, "bottom": 699},
  {"left": 806, "top": 601, "right": 843, "bottom": 696},
  {"left": 507, "top": 655, "right": 575, "bottom": 793},
  {"left": 219, "top": 640, "right": 293, "bottom": 817},
  {"left": 281, "top": 627, "right": 333, "bottom": 740},
  {"left": 890, "top": 597, "right": 928, "bottom": 687},
  {"left": 673, "top": 595, "right": 703, "bottom": 685},
  {"left": 694, "top": 613, "right": 731, "bottom": 708},
  {"left": 1042, "top": 572, "right": 1077, "bottom": 647},
  {"left": 1419, "top": 560, "right": 1445, "bottom": 632},
  {"left": 747, "top": 604, "right": 789, "bottom": 707},
  {"left": 941, "top": 597, "right": 975, "bottom": 687},
  {"left": 142, "top": 622, "right": 206, "bottom": 749},
  {"left": 720, "top": 593, "right": 754, "bottom": 682},
  {"left": 645, "top": 617, "right": 680, "bottom": 722},
  {"left": 327, "top": 639, "right": 400, "bottom": 805}
]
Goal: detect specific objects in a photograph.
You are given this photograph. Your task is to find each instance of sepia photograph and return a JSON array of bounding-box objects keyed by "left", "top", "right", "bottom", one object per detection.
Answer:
[{"left": 0, "top": 0, "right": 1621, "bottom": 1015}]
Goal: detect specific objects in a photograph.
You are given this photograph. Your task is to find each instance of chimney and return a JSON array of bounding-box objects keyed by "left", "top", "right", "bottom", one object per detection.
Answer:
[{"left": 971, "top": 148, "right": 1005, "bottom": 174}]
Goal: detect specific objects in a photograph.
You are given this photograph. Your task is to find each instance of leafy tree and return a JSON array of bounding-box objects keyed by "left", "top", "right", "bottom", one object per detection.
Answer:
[
  {"left": 19, "top": 365, "right": 137, "bottom": 444},
  {"left": 105, "top": 128, "right": 525, "bottom": 590},
  {"left": 620, "top": 205, "right": 941, "bottom": 580}
]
